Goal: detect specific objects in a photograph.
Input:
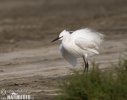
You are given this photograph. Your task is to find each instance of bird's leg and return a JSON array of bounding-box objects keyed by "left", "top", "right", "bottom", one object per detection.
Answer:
[
  {"left": 86, "top": 60, "right": 89, "bottom": 72},
  {"left": 83, "top": 56, "right": 87, "bottom": 73},
  {"left": 83, "top": 56, "right": 89, "bottom": 73}
]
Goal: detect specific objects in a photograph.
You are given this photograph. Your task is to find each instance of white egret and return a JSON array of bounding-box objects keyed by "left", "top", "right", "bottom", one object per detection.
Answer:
[{"left": 52, "top": 28, "right": 104, "bottom": 72}]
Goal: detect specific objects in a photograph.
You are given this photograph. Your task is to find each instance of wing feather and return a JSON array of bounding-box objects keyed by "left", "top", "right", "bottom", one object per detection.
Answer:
[
  {"left": 75, "top": 38, "right": 99, "bottom": 54},
  {"left": 72, "top": 28, "right": 104, "bottom": 47}
]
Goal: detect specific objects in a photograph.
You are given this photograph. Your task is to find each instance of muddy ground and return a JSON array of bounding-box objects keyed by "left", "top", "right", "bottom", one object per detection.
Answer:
[{"left": 0, "top": 0, "right": 127, "bottom": 99}]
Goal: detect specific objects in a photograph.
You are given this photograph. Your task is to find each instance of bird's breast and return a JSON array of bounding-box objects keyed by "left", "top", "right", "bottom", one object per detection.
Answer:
[{"left": 63, "top": 42, "right": 82, "bottom": 57}]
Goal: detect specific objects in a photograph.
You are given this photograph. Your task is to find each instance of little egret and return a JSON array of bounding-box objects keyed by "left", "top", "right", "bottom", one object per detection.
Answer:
[{"left": 52, "top": 28, "right": 104, "bottom": 72}]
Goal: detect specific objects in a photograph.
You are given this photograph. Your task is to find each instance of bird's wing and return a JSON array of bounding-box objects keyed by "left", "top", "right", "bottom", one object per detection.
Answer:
[
  {"left": 72, "top": 28, "right": 104, "bottom": 46},
  {"left": 59, "top": 44, "right": 77, "bottom": 66},
  {"left": 75, "top": 38, "right": 99, "bottom": 54}
]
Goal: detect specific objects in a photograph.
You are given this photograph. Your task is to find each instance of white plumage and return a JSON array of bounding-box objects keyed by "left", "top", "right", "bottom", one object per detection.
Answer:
[{"left": 52, "top": 28, "right": 104, "bottom": 71}]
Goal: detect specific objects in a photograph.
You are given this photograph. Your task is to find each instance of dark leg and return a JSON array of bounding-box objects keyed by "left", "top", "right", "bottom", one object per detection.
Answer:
[
  {"left": 86, "top": 61, "right": 89, "bottom": 72},
  {"left": 83, "top": 56, "right": 89, "bottom": 73},
  {"left": 83, "top": 56, "right": 87, "bottom": 72}
]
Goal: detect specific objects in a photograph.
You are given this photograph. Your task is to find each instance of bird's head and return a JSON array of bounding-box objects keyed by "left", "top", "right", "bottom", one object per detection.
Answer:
[{"left": 51, "top": 30, "right": 69, "bottom": 42}]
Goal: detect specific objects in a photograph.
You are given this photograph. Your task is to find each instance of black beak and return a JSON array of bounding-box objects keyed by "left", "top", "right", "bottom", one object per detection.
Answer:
[{"left": 51, "top": 37, "right": 60, "bottom": 42}]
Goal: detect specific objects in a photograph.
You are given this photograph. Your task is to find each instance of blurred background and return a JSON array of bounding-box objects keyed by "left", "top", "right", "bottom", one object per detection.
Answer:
[
  {"left": 0, "top": 0, "right": 127, "bottom": 99},
  {"left": 0, "top": 0, "right": 127, "bottom": 52}
]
